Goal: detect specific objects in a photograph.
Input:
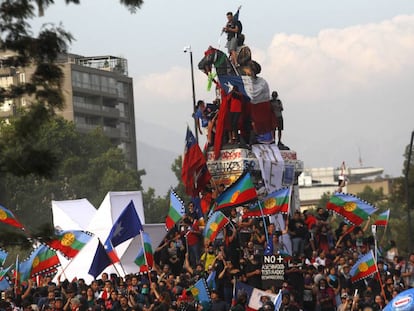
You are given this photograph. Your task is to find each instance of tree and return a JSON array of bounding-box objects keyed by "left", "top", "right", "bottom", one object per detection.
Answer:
[
  {"left": 316, "top": 192, "right": 331, "bottom": 211},
  {"left": 0, "top": 117, "right": 143, "bottom": 245},
  {"left": 171, "top": 155, "right": 189, "bottom": 201},
  {"left": 357, "top": 186, "right": 387, "bottom": 208},
  {"left": 142, "top": 188, "right": 168, "bottom": 224},
  {"left": 0, "top": 0, "right": 143, "bottom": 177},
  {"left": 384, "top": 141, "right": 414, "bottom": 255},
  {"left": 141, "top": 155, "right": 188, "bottom": 224},
  {"left": 0, "top": 0, "right": 145, "bottom": 246}
]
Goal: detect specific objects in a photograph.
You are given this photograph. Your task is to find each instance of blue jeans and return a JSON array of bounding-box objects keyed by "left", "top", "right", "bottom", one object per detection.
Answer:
[{"left": 291, "top": 237, "right": 304, "bottom": 256}]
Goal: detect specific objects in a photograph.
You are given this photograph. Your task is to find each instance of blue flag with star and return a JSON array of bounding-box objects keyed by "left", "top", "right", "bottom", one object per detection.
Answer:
[{"left": 105, "top": 200, "right": 143, "bottom": 248}]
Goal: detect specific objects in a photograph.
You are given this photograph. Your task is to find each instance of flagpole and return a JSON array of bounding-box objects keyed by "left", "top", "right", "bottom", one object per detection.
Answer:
[
  {"left": 55, "top": 253, "right": 75, "bottom": 282},
  {"left": 371, "top": 225, "right": 378, "bottom": 262},
  {"left": 350, "top": 289, "right": 358, "bottom": 311},
  {"left": 380, "top": 225, "right": 387, "bottom": 244},
  {"left": 138, "top": 230, "right": 152, "bottom": 283},
  {"left": 335, "top": 225, "right": 355, "bottom": 248},
  {"left": 231, "top": 275, "right": 237, "bottom": 306},
  {"left": 285, "top": 187, "right": 293, "bottom": 231},
  {"left": 108, "top": 240, "right": 126, "bottom": 277},
  {"left": 380, "top": 211, "right": 390, "bottom": 244},
  {"left": 371, "top": 250, "right": 387, "bottom": 303},
  {"left": 257, "top": 200, "right": 269, "bottom": 247},
  {"left": 287, "top": 186, "right": 293, "bottom": 216},
  {"left": 14, "top": 255, "right": 19, "bottom": 295},
  {"left": 95, "top": 238, "right": 123, "bottom": 279}
]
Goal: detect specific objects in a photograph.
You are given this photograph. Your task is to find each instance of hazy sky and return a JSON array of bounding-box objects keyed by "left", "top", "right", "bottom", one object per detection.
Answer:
[{"left": 31, "top": 0, "right": 414, "bottom": 192}]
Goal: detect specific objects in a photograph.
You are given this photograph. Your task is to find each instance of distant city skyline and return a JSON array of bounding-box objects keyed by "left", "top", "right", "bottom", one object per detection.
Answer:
[{"left": 29, "top": 1, "right": 414, "bottom": 194}]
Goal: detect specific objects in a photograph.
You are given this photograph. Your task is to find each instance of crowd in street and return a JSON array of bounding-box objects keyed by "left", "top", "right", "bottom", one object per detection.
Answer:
[{"left": 1, "top": 205, "right": 414, "bottom": 311}]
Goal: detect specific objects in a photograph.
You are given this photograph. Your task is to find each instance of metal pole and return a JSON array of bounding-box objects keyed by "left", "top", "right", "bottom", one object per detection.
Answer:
[
  {"left": 184, "top": 46, "right": 199, "bottom": 142},
  {"left": 371, "top": 225, "right": 377, "bottom": 261},
  {"left": 405, "top": 131, "right": 414, "bottom": 251}
]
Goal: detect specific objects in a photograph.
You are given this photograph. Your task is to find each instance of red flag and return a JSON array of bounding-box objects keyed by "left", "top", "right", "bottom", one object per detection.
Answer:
[
  {"left": 248, "top": 101, "right": 277, "bottom": 135},
  {"left": 181, "top": 127, "right": 211, "bottom": 196},
  {"left": 213, "top": 89, "right": 230, "bottom": 160},
  {"left": 200, "top": 192, "right": 213, "bottom": 215}
]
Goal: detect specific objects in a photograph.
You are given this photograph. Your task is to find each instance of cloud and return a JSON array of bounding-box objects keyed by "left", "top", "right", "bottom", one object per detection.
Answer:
[
  {"left": 136, "top": 15, "right": 414, "bottom": 178},
  {"left": 255, "top": 15, "right": 414, "bottom": 175},
  {"left": 261, "top": 14, "right": 414, "bottom": 102}
]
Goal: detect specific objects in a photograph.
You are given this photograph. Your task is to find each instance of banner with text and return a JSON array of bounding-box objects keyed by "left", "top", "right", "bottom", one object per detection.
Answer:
[
  {"left": 261, "top": 254, "right": 285, "bottom": 289},
  {"left": 252, "top": 144, "right": 284, "bottom": 193}
]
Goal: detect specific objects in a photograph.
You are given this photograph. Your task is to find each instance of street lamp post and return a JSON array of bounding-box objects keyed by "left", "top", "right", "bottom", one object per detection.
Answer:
[
  {"left": 405, "top": 130, "right": 414, "bottom": 251},
  {"left": 184, "top": 45, "right": 199, "bottom": 142}
]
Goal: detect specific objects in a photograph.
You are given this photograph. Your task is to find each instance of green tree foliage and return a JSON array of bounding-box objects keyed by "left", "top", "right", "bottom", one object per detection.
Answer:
[
  {"left": 357, "top": 186, "right": 387, "bottom": 208},
  {"left": 0, "top": 0, "right": 145, "bottom": 246},
  {"left": 0, "top": 0, "right": 143, "bottom": 177},
  {"left": 141, "top": 155, "right": 189, "bottom": 224},
  {"left": 0, "top": 117, "right": 143, "bottom": 244},
  {"left": 315, "top": 183, "right": 407, "bottom": 254},
  {"left": 383, "top": 140, "right": 414, "bottom": 255},
  {"left": 316, "top": 192, "right": 331, "bottom": 211},
  {"left": 142, "top": 188, "right": 168, "bottom": 224},
  {"left": 171, "top": 155, "right": 189, "bottom": 201}
]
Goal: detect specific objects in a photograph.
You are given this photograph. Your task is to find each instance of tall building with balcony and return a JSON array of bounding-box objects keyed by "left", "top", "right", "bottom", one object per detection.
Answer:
[{"left": 0, "top": 53, "right": 137, "bottom": 169}]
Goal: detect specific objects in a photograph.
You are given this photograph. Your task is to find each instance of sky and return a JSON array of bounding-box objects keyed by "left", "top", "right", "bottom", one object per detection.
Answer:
[{"left": 30, "top": 0, "right": 414, "bottom": 194}]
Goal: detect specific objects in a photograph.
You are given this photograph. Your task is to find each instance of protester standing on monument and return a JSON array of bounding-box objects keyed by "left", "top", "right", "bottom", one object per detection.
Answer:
[
  {"left": 270, "top": 91, "right": 285, "bottom": 148},
  {"left": 223, "top": 10, "right": 242, "bottom": 66}
]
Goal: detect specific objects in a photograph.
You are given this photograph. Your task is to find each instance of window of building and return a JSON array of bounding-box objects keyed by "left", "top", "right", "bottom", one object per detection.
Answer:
[
  {"left": 108, "top": 78, "right": 117, "bottom": 95},
  {"left": 119, "top": 121, "right": 129, "bottom": 138},
  {"left": 101, "top": 76, "right": 109, "bottom": 93},
  {"left": 72, "top": 71, "right": 82, "bottom": 88},
  {"left": 90, "top": 74, "right": 100, "bottom": 91},
  {"left": 117, "top": 102, "right": 127, "bottom": 117},
  {"left": 116, "top": 82, "right": 128, "bottom": 99}
]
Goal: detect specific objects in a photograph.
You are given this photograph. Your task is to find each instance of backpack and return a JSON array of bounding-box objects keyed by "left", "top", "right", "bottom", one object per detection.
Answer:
[{"left": 235, "top": 20, "right": 244, "bottom": 46}]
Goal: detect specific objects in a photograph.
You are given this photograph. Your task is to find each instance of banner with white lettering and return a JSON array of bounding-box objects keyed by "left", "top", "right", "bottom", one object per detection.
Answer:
[
  {"left": 252, "top": 144, "right": 284, "bottom": 193},
  {"left": 261, "top": 254, "right": 286, "bottom": 289}
]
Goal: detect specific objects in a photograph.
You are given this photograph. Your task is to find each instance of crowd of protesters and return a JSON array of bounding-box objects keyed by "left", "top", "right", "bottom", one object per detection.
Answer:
[{"left": 1, "top": 205, "right": 414, "bottom": 311}]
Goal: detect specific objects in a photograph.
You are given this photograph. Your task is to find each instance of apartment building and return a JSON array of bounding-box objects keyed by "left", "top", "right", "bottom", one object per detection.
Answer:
[{"left": 0, "top": 53, "right": 137, "bottom": 169}]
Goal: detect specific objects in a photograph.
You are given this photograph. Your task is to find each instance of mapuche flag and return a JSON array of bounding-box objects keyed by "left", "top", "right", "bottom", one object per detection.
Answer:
[
  {"left": 24, "top": 245, "right": 61, "bottom": 278},
  {"left": 203, "top": 211, "right": 229, "bottom": 242},
  {"left": 0, "top": 265, "right": 12, "bottom": 281},
  {"left": 326, "top": 192, "right": 377, "bottom": 226},
  {"left": 166, "top": 190, "right": 185, "bottom": 231},
  {"left": 243, "top": 187, "right": 290, "bottom": 218},
  {"left": 134, "top": 232, "right": 154, "bottom": 273},
  {"left": 47, "top": 230, "right": 93, "bottom": 259},
  {"left": 0, "top": 205, "right": 24, "bottom": 229},
  {"left": 374, "top": 209, "right": 390, "bottom": 227},
  {"left": 350, "top": 250, "right": 378, "bottom": 283},
  {"left": 189, "top": 278, "right": 211, "bottom": 303},
  {"left": 213, "top": 172, "right": 257, "bottom": 212},
  {"left": 0, "top": 248, "right": 8, "bottom": 266}
]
